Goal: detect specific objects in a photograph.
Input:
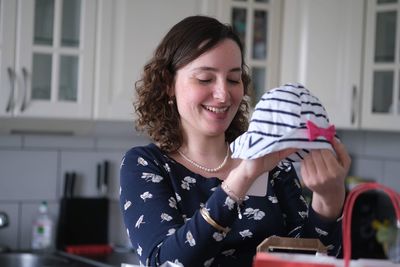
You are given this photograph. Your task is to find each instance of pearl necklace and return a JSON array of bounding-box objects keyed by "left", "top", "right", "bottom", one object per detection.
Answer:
[{"left": 178, "top": 143, "right": 230, "bottom": 173}]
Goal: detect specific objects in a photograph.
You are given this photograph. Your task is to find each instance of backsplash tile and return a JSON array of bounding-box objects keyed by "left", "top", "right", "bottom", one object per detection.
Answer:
[
  {"left": 0, "top": 150, "right": 58, "bottom": 201},
  {"left": 60, "top": 151, "right": 125, "bottom": 199},
  {"left": 0, "top": 129, "right": 399, "bottom": 250},
  {"left": 383, "top": 160, "right": 400, "bottom": 191},
  {"left": 96, "top": 136, "right": 149, "bottom": 150},
  {"left": 0, "top": 203, "right": 19, "bottom": 250},
  {"left": 108, "top": 200, "right": 131, "bottom": 247},
  {"left": 349, "top": 157, "right": 385, "bottom": 183},
  {"left": 364, "top": 131, "right": 400, "bottom": 160},
  {"left": 337, "top": 130, "right": 365, "bottom": 156},
  {"left": 0, "top": 135, "right": 22, "bottom": 148}
]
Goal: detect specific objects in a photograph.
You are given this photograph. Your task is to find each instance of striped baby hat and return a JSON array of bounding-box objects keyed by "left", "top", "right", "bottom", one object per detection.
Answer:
[{"left": 230, "top": 83, "right": 336, "bottom": 162}]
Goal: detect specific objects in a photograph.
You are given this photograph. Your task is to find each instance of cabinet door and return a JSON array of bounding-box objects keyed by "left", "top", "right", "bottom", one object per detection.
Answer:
[
  {"left": 14, "top": 0, "right": 96, "bottom": 119},
  {"left": 361, "top": 0, "right": 400, "bottom": 130},
  {"left": 217, "top": 0, "right": 282, "bottom": 106},
  {"left": 280, "top": 0, "right": 364, "bottom": 129},
  {"left": 94, "top": 0, "right": 204, "bottom": 121},
  {"left": 0, "top": 0, "right": 17, "bottom": 117}
]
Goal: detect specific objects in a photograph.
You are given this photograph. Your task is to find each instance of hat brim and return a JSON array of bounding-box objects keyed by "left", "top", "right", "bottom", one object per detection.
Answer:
[{"left": 230, "top": 127, "right": 335, "bottom": 161}]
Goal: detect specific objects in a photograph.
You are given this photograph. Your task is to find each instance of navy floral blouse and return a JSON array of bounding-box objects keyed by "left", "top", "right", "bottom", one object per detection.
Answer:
[{"left": 119, "top": 143, "right": 342, "bottom": 267}]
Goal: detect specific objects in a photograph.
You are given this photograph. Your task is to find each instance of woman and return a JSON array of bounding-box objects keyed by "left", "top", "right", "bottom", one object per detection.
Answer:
[{"left": 120, "top": 15, "right": 351, "bottom": 267}]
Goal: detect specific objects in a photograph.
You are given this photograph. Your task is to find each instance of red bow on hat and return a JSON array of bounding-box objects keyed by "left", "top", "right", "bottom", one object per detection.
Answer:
[{"left": 306, "top": 120, "right": 336, "bottom": 143}]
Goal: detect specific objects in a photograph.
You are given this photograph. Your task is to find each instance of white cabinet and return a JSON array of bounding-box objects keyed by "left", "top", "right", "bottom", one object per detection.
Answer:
[
  {"left": 0, "top": 0, "right": 96, "bottom": 119},
  {"left": 224, "top": 0, "right": 282, "bottom": 106},
  {"left": 361, "top": 0, "right": 400, "bottom": 131},
  {"left": 5, "top": 0, "right": 399, "bottom": 134},
  {"left": 93, "top": 0, "right": 282, "bottom": 120},
  {"left": 280, "top": 0, "right": 364, "bottom": 129},
  {"left": 217, "top": 0, "right": 282, "bottom": 106},
  {"left": 94, "top": 0, "right": 205, "bottom": 121},
  {"left": 0, "top": 0, "right": 17, "bottom": 117}
]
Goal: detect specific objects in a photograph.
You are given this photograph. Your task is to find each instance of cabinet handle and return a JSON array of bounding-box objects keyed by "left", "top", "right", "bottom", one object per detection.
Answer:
[
  {"left": 5, "top": 67, "right": 16, "bottom": 113},
  {"left": 351, "top": 85, "right": 357, "bottom": 125},
  {"left": 20, "top": 67, "right": 28, "bottom": 112}
]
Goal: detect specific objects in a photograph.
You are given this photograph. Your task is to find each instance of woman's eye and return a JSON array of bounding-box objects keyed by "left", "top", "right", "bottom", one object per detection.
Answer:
[
  {"left": 228, "top": 79, "right": 240, "bottom": 84},
  {"left": 198, "top": 79, "right": 212, "bottom": 84}
]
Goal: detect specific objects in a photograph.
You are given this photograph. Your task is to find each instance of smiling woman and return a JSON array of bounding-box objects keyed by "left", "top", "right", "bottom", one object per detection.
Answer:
[
  {"left": 120, "top": 15, "right": 350, "bottom": 267},
  {"left": 133, "top": 16, "right": 251, "bottom": 154}
]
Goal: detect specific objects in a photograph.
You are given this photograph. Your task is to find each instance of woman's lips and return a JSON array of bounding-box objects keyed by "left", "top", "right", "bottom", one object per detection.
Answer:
[{"left": 203, "top": 105, "right": 229, "bottom": 113}]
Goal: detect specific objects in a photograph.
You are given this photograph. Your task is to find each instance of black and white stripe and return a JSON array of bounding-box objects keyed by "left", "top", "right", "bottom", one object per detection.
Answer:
[{"left": 230, "top": 83, "right": 335, "bottom": 161}]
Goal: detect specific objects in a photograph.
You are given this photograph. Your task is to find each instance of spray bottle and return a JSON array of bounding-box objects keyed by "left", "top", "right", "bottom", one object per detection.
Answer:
[{"left": 31, "top": 201, "right": 53, "bottom": 251}]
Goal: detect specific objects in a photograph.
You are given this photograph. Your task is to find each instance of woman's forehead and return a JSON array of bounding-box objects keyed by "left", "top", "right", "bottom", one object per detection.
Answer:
[{"left": 183, "top": 40, "right": 242, "bottom": 72}]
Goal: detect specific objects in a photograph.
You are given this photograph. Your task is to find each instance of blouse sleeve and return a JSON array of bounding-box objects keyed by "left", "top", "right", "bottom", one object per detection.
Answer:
[
  {"left": 272, "top": 163, "right": 342, "bottom": 256},
  {"left": 119, "top": 147, "right": 238, "bottom": 266}
]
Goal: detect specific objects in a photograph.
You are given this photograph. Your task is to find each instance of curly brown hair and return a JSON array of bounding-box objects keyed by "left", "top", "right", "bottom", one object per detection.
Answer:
[{"left": 134, "top": 15, "right": 252, "bottom": 153}]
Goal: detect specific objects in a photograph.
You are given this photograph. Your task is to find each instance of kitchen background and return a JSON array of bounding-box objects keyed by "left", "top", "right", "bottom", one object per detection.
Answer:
[{"left": 0, "top": 0, "right": 399, "bottom": 257}]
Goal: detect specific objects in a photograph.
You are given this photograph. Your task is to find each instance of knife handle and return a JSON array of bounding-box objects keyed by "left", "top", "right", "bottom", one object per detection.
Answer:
[
  {"left": 103, "top": 161, "right": 109, "bottom": 189},
  {"left": 97, "top": 163, "right": 102, "bottom": 195},
  {"left": 63, "top": 172, "right": 70, "bottom": 198},
  {"left": 70, "top": 172, "right": 76, "bottom": 198}
]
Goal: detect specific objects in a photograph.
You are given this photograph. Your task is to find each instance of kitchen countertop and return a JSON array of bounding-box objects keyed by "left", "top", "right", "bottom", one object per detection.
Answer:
[
  {"left": 60, "top": 250, "right": 140, "bottom": 267},
  {"left": 0, "top": 249, "right": 140, "bottom": 267}
]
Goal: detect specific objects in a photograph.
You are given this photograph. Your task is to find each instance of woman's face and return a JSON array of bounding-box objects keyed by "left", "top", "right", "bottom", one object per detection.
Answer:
[{"left": 173, "top": 39, "right": 244, "bottom": 140}]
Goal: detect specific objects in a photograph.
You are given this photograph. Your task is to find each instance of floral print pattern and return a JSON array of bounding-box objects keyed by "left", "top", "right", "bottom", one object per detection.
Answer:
[{"left": 120, "top": 144, "right": 342, "bottom": 267}]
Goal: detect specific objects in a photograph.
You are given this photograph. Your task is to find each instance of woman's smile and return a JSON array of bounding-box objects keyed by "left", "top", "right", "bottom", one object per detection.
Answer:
[{"left": 203, "top": 105, "right": 229, "bottom": 113}]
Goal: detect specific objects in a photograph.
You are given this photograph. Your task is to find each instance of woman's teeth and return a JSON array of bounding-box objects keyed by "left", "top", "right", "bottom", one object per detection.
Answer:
[{"left": 204, "top": 106, "right": 228, "bottom": 113}]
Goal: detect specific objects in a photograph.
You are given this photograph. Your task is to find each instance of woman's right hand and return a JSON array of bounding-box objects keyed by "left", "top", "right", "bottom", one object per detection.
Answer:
[
  {"left": 224, "top": 148, "right": 297, "bottom": 199},
  {"left": 242, "top": 148, "right": 297, "bottom": 181}
]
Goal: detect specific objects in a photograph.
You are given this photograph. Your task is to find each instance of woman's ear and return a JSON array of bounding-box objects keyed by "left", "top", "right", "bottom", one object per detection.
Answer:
[
  {"left": 167, "top": 86, "right": 176, "bottom": 106},
  {"left": 167, "top": 85, "right": 175, "bottom": 98}
]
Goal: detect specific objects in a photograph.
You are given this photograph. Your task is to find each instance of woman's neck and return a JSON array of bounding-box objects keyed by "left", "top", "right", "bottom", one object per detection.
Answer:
[
  {"left": 174, "top": 135, "right": 234, "bottom": 176},
  {"left": 183, "top": 136, "right": 227, "bottom": 158}
]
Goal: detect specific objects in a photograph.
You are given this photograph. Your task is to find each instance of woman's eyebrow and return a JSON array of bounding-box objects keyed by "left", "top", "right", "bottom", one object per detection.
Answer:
[{"left": 192, "top": 66, "right": 242, "bottom": 73}]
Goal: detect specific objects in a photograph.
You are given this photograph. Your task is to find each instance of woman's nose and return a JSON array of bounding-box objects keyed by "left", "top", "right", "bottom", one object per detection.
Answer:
[{"left": 213, "top": 83, "right": 229, "bottom": 102}]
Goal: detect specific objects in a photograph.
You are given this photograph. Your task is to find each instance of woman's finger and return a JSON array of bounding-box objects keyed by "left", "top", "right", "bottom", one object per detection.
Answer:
[
  {"left": 310, "top": 150, "right": 329, "bottom": 177},
  {"left": 318, "top": 149, "right": 342, "bottom": 176},
  {"left": 301, "top": 152, "right": 318, "bottom": 183},
  {"left": 278, "top": 148, "right": 298, "bottom": 160},
  {"left": 331, "top": 138, "right": 352, "bottom": 172}
]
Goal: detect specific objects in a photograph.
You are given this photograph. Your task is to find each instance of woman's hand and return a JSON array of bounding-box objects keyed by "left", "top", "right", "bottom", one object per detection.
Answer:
[
  {"left": 242, "top": 148, "right": 298, "bottom": 182},
  {"left": 300, "top": 138, "right": 351, "bottom": 220},
  {"left": 225, "top": 148, "right": 297, "bottom": 200}
]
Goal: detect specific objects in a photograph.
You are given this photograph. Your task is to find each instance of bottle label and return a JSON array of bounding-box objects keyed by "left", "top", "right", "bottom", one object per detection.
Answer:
[{"left": 32, "top": 219, "right": 53, "bottom": 250}]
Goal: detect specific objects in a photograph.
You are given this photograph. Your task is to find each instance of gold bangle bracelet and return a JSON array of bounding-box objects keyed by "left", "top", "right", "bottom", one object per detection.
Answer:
[{"left": 199, "top": 207, "right": 230, "bottom": 234}]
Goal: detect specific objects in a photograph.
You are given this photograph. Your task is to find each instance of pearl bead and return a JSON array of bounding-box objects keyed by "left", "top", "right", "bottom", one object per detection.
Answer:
[{"left": 178, "top": 144, "right": 229, "bottom": 173}]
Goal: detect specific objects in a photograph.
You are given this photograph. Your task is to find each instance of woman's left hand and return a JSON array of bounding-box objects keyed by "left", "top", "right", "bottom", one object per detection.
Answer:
[{"left": 300, "top": 138, "right": 351, "bottom": 220}]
